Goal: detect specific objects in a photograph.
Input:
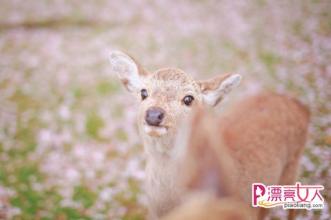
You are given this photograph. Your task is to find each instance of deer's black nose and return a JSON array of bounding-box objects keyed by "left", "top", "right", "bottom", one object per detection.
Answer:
[{"left": 145, "top": 107, "right": 165, "bottom": 126}]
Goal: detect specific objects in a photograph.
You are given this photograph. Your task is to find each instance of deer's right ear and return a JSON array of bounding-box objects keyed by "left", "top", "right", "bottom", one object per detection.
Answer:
[{"left": 108, "top": 51, "right": 148, "bottom": 92}]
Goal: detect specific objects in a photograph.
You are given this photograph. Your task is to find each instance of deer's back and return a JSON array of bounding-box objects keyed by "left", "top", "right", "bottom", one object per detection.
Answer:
[{"left": 218, "top": 92, "right": 310, "bottom": 201}]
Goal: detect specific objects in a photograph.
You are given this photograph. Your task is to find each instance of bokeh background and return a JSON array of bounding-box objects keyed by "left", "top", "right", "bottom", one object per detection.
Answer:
[{"left": 0, "top": 0, "right": 330, "bottom": 219}]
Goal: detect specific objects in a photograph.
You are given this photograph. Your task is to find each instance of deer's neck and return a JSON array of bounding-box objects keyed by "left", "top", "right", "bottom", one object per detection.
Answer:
[
  {"left": 142, "top": 135, "right": 174, "bottom": 157},
  {"left": 141, "top": 133, "right": 187, "bottom": 216},
  {"left": 142, "top": 135, "right": 184, "bottom": 178}
]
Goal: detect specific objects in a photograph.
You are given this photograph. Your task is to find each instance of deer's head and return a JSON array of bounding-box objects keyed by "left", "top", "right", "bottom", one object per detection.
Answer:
[{"left": 109, "top": 51, "right": 241, "bottom": 150}]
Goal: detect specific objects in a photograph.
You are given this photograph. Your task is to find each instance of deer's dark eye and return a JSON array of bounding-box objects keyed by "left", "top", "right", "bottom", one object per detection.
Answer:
[
  {"left": 182, "top": 95, "right": 194, "bottom": 106},
  {"left": 141, "top": 89, "right": 148, "bottom": 100}
]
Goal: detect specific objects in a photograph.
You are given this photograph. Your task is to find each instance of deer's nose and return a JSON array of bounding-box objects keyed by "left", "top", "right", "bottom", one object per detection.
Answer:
[{"left": 145, "top": 107, "right": 165, "bottom": 126}]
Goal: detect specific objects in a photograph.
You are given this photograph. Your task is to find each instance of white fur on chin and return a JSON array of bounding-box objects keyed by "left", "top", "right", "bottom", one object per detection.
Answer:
[{"left": 144, "top": 125, "right": 168, "bottom": 137}]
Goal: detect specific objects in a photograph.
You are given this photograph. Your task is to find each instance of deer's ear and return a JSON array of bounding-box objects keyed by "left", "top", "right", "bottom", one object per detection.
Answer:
[
  {"left": 197, "top": 74, "right": 241, "bottom": 106},
  {"left": 108, "top": 51, "right": 148, "bottom": 92}
]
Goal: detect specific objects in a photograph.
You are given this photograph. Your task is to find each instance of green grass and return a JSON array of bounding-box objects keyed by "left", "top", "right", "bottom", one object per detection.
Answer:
[
  {"left": 73, "top": 186, "right": 97, "bottom": 209},
  {"left": 85, "top": 112, "right": 104, "bottom": 139},
  {"left": 97, "top": 80, "right": 120, "bottom": 96}
]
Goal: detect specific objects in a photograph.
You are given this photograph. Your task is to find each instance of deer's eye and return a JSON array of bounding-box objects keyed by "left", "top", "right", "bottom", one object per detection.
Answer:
[
  {"left": 141, "top": 89, "right": 148, "bottom": 100},
  {"left": 182, "top": 95, "right": 194, "bottom": 106}
]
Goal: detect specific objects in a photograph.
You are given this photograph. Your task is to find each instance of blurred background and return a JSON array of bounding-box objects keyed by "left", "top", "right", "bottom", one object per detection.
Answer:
[{"left": 0, "top": 0, "right": 330, "bottom": 219}]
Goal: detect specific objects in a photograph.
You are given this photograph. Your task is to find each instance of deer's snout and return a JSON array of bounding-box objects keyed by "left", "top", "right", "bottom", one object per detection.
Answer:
[{"left": 145, "top": 107, "right": 165, "bottom": 126}]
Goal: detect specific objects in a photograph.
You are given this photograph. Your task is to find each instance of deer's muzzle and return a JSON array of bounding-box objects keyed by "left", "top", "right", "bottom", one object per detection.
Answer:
[{"left": 145, "top": 106, "right": 165, "bottom": 126}]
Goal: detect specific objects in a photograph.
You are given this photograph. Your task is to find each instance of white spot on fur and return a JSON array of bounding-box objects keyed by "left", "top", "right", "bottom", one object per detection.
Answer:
[{"left": 144, "top": 125, "right": 168, "bottom": 137}]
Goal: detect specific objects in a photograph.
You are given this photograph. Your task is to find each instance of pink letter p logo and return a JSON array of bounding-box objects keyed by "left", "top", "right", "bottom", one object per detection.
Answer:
[{"left": 252, "top": 183, "right": 266, "bottom": 207}]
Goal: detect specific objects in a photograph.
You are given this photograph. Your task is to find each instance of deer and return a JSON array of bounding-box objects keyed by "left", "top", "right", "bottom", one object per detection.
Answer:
[{"left": 108, "top": 51, "right": 310, "bottom": 219}]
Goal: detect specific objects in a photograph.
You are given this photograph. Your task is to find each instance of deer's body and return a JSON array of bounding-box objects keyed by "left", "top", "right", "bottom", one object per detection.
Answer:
[
  {"left": 171, "top": 93, "right": 310, "bottom": 219},
  {"left": 109, "top": 51, "right": 309, "bottom": 219},
  {"left": 218, "top": 93, "right": 309, "bottom": 203}
]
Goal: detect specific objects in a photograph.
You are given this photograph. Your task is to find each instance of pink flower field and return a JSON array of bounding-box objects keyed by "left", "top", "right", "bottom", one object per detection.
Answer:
[{"left": 0, "top": 0, "right": 330, "bottom": 219}]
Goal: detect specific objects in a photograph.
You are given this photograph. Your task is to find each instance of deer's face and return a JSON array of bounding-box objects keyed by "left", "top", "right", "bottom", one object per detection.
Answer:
[
  {"left": 109, "top": 51, "right": 241, "bottom": 141},
  {"left": 137, "top": 68, "right": 202, "bottom": 138}
]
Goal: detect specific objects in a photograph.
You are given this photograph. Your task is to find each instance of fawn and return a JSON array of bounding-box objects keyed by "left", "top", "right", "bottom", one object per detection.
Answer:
[
  {"left": 109, "top": 51, "right": 309, "bottom": 219},
  {"left": 166, "top": 94, "right": 309, "bottom": 220},
  {"left": 109, "top": 50, "right": 241, "bottom": 218}
]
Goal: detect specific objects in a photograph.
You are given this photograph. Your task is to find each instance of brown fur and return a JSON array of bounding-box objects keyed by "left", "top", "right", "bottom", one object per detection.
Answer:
[{"left": 173, "top": 93, "right": 310, "bottom": 219}]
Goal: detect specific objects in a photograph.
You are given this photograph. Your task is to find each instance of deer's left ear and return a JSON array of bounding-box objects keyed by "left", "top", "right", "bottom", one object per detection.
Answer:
[{"left": 197, "top": 74, "right": 241, "bottom": 106}]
